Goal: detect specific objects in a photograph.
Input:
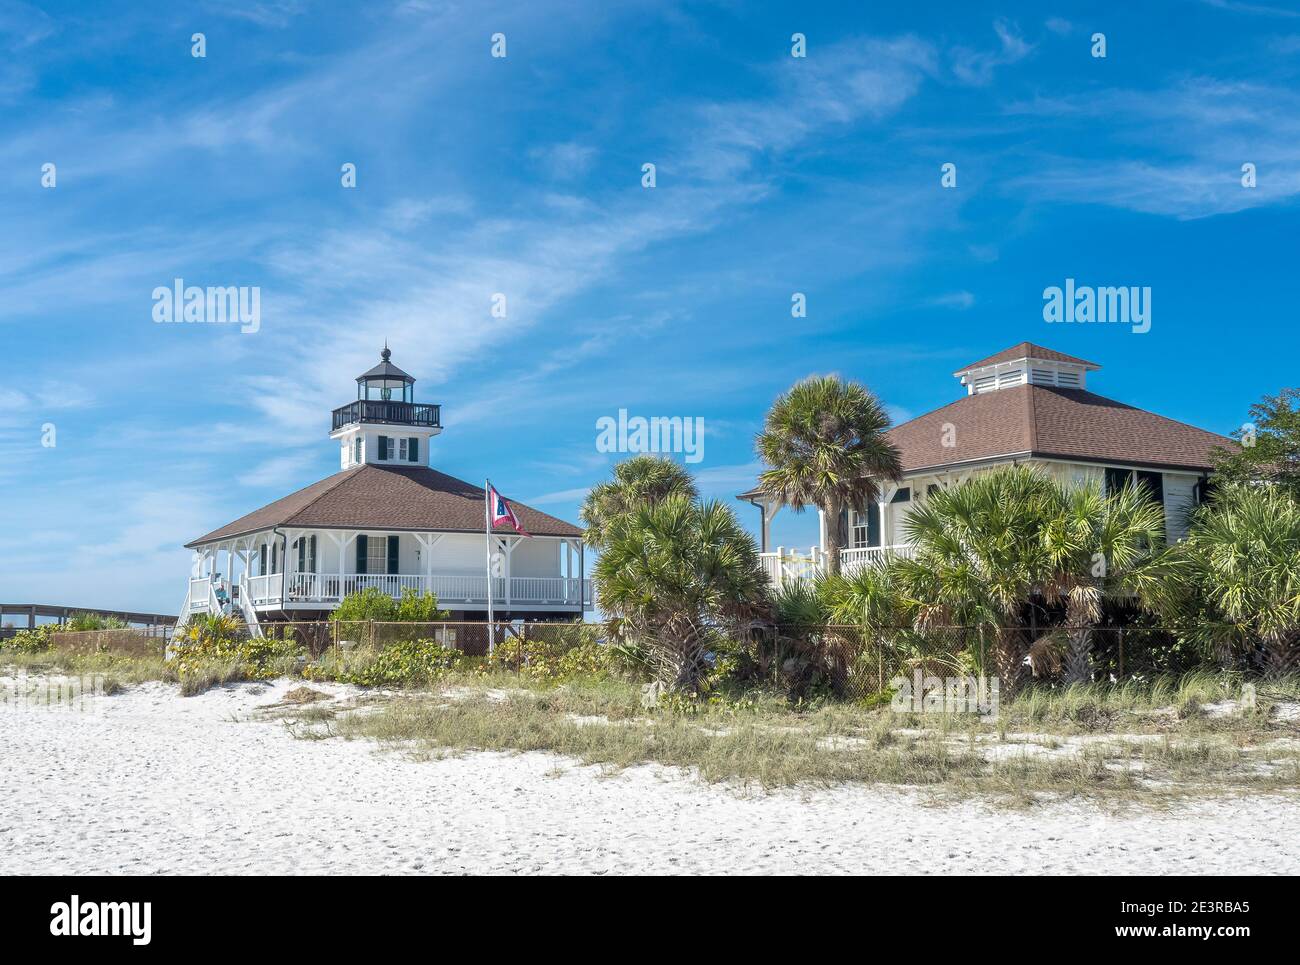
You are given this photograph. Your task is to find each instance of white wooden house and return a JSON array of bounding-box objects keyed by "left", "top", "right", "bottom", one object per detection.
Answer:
[
  {"left": 741, "top": 342, "right": 1235, "bottom": 587},
  {"left": 181, "top": 348, "right": 590, "bottom": 630}
]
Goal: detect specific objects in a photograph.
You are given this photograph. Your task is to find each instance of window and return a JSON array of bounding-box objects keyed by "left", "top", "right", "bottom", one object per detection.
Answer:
[
  {"left": 399, "top": 438, "right": 408, "bottom": 460},
  {"left": 851, "top": 510, "right": 869, "bottom": 548},
  {"left": 927, "top": 483, "right": 941, "bottom": 498},
  {"left": 1104, "top": 467, "right": 1130, "bottom": 496},
  {"left": 1104, "top": 467, "right": 1165, "bottom": 507},
  {"left": 1134, "top": 470, "right": 1164, "bottom": 506},
  {"left": 1195, "top": 477, "right": 1217, "bottom": 506},
  {"left": 891, "top": 487, "right": 911, "bottom": 504},
  {"left": 366, "top": 535, "right": 384, "bottom": 574},
  {"left": 295, "top": 536, "right": 317, "bottom": 574},
  {"left": 851, "top": 508, "right": 881, "bottom": 547}
]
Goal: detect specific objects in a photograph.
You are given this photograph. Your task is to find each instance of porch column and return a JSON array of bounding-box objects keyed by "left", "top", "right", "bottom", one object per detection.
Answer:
[
  {"left": 579, "top": 542, "right": 586, "bottom": 610},
  {"left": 506, "top": 537, "right": 520, "bottom": 606}
]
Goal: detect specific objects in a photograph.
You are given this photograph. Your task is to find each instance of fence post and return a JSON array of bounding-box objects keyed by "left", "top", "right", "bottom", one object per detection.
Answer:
[{"left": 876, "top": 633, "right": 883, "bottom": 693}]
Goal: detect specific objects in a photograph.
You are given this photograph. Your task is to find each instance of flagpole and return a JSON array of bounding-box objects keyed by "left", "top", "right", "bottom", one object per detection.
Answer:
[{"left": 485, "top": 478, "right": 495, "bottom": 654}]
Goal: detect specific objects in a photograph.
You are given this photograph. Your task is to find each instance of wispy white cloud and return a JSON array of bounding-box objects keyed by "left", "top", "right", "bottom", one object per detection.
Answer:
[
  {"left": 951, "top": 20, "right": 1033, "bottom": 87},
  {"left": 1006, "top": 79, "right": 1300, "bottom": 218},
  {"left": 925, "top": 291, "right": 976, "bottom": 310}
]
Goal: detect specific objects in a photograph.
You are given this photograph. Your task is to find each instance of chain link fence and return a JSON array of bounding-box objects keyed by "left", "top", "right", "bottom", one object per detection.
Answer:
[
  {"left": 33, "top": 619, "right": 1268, "bottom": 699},
  {"left": 752, "top": 625, "right": 1247, "bottom": 701}
]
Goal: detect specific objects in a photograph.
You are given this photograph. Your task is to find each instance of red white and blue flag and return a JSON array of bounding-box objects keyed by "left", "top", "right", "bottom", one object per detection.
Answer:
[{"left": 487, "top": 482, "right": 530, "bottom": 537}]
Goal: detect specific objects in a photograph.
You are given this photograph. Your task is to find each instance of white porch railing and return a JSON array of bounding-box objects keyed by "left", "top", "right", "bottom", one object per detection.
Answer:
[
  {"left": 839, "top": 544, "right": 916, "bottom": 572},
  {"left": 760, "top": 544, "right": 915, "bottom": 587},
  {"left": 246, "top": 573, "right": 284, "bottom": 605},
  {"left": 187, "top": 577, "right": 210, "bottom": 612},
  {"left": 230, "top": 573, "right": 591, "bottom": 609}
]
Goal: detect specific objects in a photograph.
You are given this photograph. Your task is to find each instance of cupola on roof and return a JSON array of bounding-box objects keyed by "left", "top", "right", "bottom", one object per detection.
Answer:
[{"left": 357, "top": 343, "right": 415, "bottom": 385}]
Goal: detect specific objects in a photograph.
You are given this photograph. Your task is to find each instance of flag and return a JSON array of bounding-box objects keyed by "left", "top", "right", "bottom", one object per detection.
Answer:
[{"left": 487, "top": 482, "right": 530, "bottom": 537}]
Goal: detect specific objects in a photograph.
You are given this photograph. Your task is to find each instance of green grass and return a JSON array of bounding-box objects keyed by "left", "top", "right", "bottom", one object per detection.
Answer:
[{"left": 289, "top": 673, "right": 1300, "bottom": 803}]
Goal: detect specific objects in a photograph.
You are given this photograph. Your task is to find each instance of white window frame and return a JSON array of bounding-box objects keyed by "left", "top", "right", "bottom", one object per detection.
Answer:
[
  {"left": 367, "top": 536, "right": 388, "bottom": 575},
  {"left": 851, "top": 511, "right": 869, "bottom": 549}
]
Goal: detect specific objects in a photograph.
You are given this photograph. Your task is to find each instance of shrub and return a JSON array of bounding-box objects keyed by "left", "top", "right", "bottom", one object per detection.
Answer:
[
  {"left": 65, "top": 612, "right": 130, "bottom": 631},
  {"left": 393, "top": 588, "right": 450, "bottom": 622},
  {"left": 171, "top": 632, "right": 302, "bottom": 693},
  {"left": 331, "top": 586, "right": 398, "bottom": 622},
  {"left": 1, "top": 625, "right": 56, "bottom": 654},
  {"left": 333, "top": 638, "right": 463, "bottom": 687},
  {"left": 487, "top": 626, "right": 616, "bottom": 681},
  {"left": 331, "top": 587, "right": 449, "bottom": 625}
]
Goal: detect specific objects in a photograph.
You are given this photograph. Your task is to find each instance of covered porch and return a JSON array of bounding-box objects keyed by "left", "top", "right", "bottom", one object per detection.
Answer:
[
  {"left": 183, "top": 528, "right": 592, "bottom": 622},
  {"left": 747, "top": 470, "right": 982, "bottom": 588}
]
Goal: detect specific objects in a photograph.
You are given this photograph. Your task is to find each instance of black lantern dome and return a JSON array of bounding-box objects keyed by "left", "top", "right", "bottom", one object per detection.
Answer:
[{"left": 356, "top": 344, "right": 415, "bottom": 403}]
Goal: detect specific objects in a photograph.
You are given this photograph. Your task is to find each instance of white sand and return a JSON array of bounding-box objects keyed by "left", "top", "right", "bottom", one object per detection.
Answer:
[{"left": 3, "top": 677, "right": 1298, "bottom": 875}]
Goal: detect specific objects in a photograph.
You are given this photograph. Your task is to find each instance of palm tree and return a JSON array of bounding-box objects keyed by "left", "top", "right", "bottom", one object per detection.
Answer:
[
  {"left": 594, "top": 493, "right": 768, "bottom": 690},
  {"left": 892, "top": 466, "right": 1056, "bottom": 693},
  {"left": 1169, "top": 483, "right": 1300, "bottom": 675},
  {"left": 755, "top": 375, "right": 902, "bottom": 576},
  {"left": 580, "top": 454, "right": 699, "bottom": 549},
  {"left": 1039, "top": 481, "right": 1169, "bottom": 683}
]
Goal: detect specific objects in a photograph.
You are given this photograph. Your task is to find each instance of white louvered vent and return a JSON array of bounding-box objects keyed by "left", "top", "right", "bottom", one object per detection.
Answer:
[
  {"left": 1030, "top": 367, "right": 1054, "bottom": 385},
  {"left": 997, "top": 368, "right": 1024, "bottom": 388},
  {"left": 1057, "top": 370, "right": 1081, "bottom": 387},
  {"left": 973, "top": 375, "right": 997, "bottom": 393}
]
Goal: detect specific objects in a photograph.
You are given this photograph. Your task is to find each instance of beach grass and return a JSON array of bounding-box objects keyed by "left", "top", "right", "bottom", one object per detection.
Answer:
[
  {"left": 294, "top": 672, "right": 1300, "bottom": 803},
  {"left": 8, "top": 645, "right": 1299, "bottom": 802}
]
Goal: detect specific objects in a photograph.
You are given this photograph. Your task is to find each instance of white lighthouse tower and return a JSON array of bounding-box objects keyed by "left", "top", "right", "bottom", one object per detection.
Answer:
[{"left": 329, "top": 345, "right": 443, "bottom": 470}]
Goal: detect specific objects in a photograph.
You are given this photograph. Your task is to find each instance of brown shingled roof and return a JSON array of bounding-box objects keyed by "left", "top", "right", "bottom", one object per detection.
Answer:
[
  {"left": 187, "top": 465, "right": 582, "bottom": 546},
  {"left": 884, "top": 385, "right": 1234, "bottom": 474},
  {"left": 955, "top": 342, "right": 1100, "bottom": 374}
]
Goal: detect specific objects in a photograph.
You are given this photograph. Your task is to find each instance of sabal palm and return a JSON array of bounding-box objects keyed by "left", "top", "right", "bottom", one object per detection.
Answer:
[
  {"left": 893, "top": 466, "right": 1057, "bottom": 691},
  {"left": 1039, "top": 482, "right": 1168, "bottom": 683},
  {"left": 594, "top": 493, "right": 768, "bottom": 689},
  {"left": 1172, "top": 483, "right": 1300, "bottom": 674},
  {"left": 756, "top": 375, "right": 902, "bottom": 576},
  {"left": 580, "top": 454, "right": 699, "bottom": 549}
]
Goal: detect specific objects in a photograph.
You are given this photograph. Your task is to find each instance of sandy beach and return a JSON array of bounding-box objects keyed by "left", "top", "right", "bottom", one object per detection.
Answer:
[{"left": 3, "top": 678, "right": 1298, "bottom": 875}]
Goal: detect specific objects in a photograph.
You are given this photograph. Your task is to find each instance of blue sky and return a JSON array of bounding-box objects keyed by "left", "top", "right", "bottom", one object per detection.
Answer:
[{"left": 2, "top": 0, "right": 1298, "bottom": 613}]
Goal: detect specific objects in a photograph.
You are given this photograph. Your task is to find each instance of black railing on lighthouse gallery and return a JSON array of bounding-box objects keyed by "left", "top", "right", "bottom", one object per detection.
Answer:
[{"left": 331, "top": 400, "right": 441, "bottom": 431}]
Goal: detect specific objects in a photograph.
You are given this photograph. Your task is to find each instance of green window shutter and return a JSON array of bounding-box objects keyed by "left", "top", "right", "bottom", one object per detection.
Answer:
[
  {"left": 378, "top": 435, "right": 389, "bottom": 460},
  {"left": 310, "top": 535, "right": 318, "bottom": 573},
  {"left": 297, "top": 538, "right": 304, "bottom": 572},
  {"left": 356, "top": 534, "right": 368, "bottom": 574},
  {"left": 408, "top": 437, "right": 419, "bottom": 462},
  {"left": 387, "top": 535, "right": 399, "bottom": 575},
  {"left": 260, "top": 545, "right": 267, "bottom": 574}
]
